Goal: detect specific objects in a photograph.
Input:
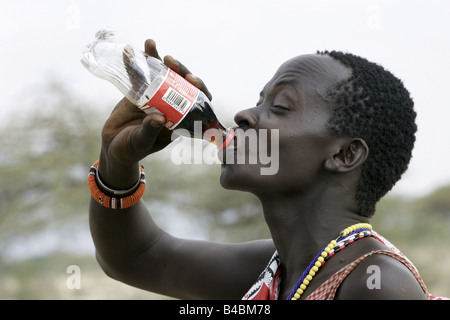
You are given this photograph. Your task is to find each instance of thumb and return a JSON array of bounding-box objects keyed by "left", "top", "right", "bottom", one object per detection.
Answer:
[
  {"left": 144, "top": 112, "right": 167, "bottom": 131},
  {"left": 131, "top": 112, "right": 167, "bottom": 153}
]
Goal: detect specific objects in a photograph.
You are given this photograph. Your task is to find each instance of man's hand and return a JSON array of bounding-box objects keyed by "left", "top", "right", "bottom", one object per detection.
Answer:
[{"left": 98, "top": 39, "right": 211, "bottom": 190}]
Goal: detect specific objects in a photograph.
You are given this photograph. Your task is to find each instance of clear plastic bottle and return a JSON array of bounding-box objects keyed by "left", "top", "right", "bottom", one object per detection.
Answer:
[{"left": 81, "top": 29, "right": 234, "bottom": 150}]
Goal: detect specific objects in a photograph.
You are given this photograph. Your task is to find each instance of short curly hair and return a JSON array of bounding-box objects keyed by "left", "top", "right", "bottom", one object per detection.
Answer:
[{"left": 319, "top": 51, "right": 417, "bottom": 217}]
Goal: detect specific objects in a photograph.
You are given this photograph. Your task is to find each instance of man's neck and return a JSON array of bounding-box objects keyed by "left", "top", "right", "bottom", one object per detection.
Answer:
[{"left": 255, "top": 186, "right": 369, "bottom": 298}]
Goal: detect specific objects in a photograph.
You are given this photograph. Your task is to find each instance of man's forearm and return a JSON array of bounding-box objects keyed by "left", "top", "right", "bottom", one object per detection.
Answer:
[
  {"left": 89, "top": 152, "right": 162, "bottom": 274},
  {"left": 97, "top": 147, "right": 141, "bottom": 191}
]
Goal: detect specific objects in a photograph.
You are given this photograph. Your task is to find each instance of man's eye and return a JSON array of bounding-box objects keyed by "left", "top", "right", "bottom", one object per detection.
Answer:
[{"left": 271, "top": 105, "right": 289, "bottom": 111}]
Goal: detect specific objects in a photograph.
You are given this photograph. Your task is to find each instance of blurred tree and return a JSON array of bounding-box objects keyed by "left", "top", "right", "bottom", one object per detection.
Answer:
[
  {"left": 415, "top": 185, "right": 450, "bottom": 219},
  {"left": 371, "top": 187, "right": 450, "bottom": 298},
  {"left": 0, "top": 81, "right": 103, "bottom": 257}
]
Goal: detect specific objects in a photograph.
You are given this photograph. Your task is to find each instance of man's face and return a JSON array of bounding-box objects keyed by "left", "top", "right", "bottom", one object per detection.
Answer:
[{"left": 218, "top": 54, "right": 351, "bottom": 196}]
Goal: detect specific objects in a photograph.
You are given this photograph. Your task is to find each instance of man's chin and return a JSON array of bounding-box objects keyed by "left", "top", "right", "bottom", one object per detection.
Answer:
[
  {"left": 219, "top": 164, "right": 259, "bottom": 192},
  {"left": 219, "top": 164, "right": 244, "bottom": 191}
]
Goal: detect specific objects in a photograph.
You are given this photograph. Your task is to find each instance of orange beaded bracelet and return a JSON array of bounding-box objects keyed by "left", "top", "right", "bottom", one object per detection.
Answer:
[{"left": 88, "top": 160, "right": 146, "bottom": 209}]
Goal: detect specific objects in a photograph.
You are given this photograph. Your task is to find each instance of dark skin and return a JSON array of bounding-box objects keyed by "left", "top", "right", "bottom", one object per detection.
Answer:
[{"left": 89, "top": 39, "right": 428, "bottom": 300}]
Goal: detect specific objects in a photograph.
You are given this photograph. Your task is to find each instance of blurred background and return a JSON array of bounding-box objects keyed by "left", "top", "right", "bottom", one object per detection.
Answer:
[{"left": 1, "top": 0, "right": 449, "bottom": 299}]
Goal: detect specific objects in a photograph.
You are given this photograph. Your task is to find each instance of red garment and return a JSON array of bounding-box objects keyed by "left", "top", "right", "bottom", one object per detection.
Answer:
[
  {"left": 242, "top": 231, "right": 448, "bottom": 300},
  {"left": 242, "top": 251, "right": 281, "bottom": 300}
]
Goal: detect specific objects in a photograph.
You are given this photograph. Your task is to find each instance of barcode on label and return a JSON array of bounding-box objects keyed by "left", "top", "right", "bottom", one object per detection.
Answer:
[{"left": 162, "top": 87, "right": 191, "bottom": 113}]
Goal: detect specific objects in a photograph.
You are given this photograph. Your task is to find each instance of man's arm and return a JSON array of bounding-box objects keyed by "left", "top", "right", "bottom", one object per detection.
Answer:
[{"left": 90, "top": 197, "right": 274, "bottom": 299}]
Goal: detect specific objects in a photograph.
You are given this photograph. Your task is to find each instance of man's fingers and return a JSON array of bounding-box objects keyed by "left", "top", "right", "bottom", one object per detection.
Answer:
[
  {"left": 144, "top": 39, "right": 161, "bottom": 60},
  {"left": 164, "top": 55, "right": 213, "bottom": 101},
  {"left": 164, "top": 55, "right": 191, "bottom": 76},
  {"left": 185, "top": 73, "right": 212, "bottom": 101}
]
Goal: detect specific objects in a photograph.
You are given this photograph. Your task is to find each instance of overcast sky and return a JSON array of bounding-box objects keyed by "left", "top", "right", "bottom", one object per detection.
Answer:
[{"left": 1, "top": 0, "right": 450, "bottom": 197}]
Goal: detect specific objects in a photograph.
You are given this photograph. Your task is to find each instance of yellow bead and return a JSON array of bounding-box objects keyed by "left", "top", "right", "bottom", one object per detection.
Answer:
[
  {"left": 327, "top": 243, "right": 334, "bottom": 249},
  {"left": 339, "top": 223, "right": 373, "bottom": 239},
  {"left": 312, "top": 266, "right": 319, "bottom": 272},
  {"left": 306, "top": 274, "right": 313, "bottom": 281},
  {"left": 297, "top": 288, "right": 303, "bottom": 295},
  {"left": 300, "top": 284, "right": 307, "bottom": 290},
  {"left": 291, "top": 297, "right": 297, "bottom": 300},
  {"left": 321, "top": 251, "right": 327, "bottom": 258},
  {"left": 318, "top": 256, "right": 324, "bottom": 263},
  {"left": 309, "top": 270, "right": 316, "bottom": 277},
  {"left": 294, "top": 293, "right": 300, "bottom": 299},
  {"left": 331, "top": 240, "right": 337, "bottom": 246},
  {"left": 325, "top": 247, "right": 331, "bottom": 253},
  {"left": 303, "top": 279, "right": 309, "bottom": 286},
  {"left": 315, "top": 261, "right": 322, "bottom": 268}
]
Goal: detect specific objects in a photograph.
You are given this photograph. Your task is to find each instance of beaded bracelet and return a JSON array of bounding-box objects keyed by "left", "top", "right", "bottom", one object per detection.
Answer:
[{"left": 88, "top": 160, "right": 146, "bottom": 209}]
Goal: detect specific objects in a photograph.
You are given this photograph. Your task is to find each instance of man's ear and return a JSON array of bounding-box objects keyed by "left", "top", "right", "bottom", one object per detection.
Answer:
[{"left": 324, "top": 138, "right": 369, "bottom": 173}]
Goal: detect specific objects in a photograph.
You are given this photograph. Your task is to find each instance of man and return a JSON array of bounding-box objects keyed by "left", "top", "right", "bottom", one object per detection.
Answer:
[{"left": 88, "top": 39, "right": 432, "bottom": 299}]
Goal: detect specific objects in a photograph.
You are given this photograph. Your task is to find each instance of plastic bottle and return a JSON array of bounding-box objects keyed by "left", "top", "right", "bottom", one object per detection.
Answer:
[{"left": 80, "top": 29, "right": 234, "bottom": 150}]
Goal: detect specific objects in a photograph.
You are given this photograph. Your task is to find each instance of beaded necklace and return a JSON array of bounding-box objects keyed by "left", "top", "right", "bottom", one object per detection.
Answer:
[{"left": 288, "top": 223, "right": 374, "bottom": 300}]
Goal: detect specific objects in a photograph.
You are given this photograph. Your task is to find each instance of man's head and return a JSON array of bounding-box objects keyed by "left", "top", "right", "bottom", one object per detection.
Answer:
[
  {"left": 320, "top": 51, "right": 417, "bottom": 217},
  {"left": 221, "top": 52, "right": 416, "bottom": 218}
]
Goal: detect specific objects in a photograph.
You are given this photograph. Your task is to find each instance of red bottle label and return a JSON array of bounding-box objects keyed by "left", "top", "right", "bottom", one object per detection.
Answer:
[{"left": 140, "top": 69, "right": 200, "bottom": 129}]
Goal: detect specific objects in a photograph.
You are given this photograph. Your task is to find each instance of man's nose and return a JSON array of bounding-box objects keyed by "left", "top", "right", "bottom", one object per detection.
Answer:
[{"left": 234, "top": 106, "right": 259, "bottom": 129}]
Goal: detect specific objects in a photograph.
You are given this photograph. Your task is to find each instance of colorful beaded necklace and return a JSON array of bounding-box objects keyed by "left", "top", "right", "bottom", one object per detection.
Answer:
[{"left": 288, "top": 223, "right": 375, "bottom": 300}]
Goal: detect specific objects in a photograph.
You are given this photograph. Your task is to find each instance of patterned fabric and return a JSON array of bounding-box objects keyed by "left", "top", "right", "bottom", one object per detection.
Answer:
[
  {"left": 242, "top": 231, "right": 449, "bottom": 300},
  {"left": 242, "top": 251, "right": 281, "bottom": 300}
]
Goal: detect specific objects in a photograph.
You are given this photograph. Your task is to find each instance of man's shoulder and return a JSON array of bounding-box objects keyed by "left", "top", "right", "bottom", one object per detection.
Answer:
[{"left": 335, "top": 251, "right": 428, "bottom": 300}]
